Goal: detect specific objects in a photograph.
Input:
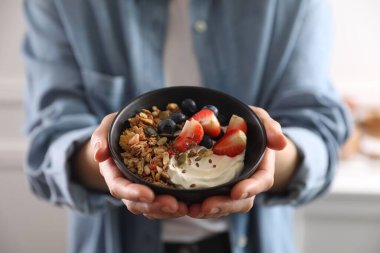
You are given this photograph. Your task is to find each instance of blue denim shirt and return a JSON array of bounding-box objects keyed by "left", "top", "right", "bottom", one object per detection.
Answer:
[{"left": 23, "top": 0, "right": 350, "bottom": 253}]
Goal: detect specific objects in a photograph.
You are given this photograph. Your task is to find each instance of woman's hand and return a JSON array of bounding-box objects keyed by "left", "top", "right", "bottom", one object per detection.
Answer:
[
  {"left": 75, "top": 113, "right": 188, "bottom": 219},
  {"left": 74, "top": 106, "right": 297, "bottom": 220},
  {"left": 187, "top": 106, "right": 289, "bottom": 219}
]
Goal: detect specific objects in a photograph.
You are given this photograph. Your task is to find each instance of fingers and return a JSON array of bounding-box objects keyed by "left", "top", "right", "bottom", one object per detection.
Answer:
[
  {"left": 202, "top": 196, "right": 254, "bottom": 216},
  {"left": 91, "top": 112, "right": 117, "bottom": 163},
  {"left": 100, "top": 158, "right": 155, "bottom": 202},
  {"left": 249, "top": 106, "right": 287, "bottom": 150},
  {"left": 188, "top": 148, "right": 275, "bottom": 219},
  {"left": 123, "top": 195, "right": 177, "bottom": 214},
  {"left": 94, "top": 113, "right": 187, "bottom": 219},
  {"left": 123, "top": 197, "right": 188, "bottom": 219},
  {"left": 100, "top": 158, "right": 187, "bottom": 219},
  {"left": 142, "top": 202, "right": 187, "bottom": 220},
  {"left": 230, "top": 148, "right": 275, "bottom": 200},
  {"left": 188, "top": 196, "right": 255, "bottom": 219},
  {"left": 187, "top": 203, "right": 204, "bottom": 218}
]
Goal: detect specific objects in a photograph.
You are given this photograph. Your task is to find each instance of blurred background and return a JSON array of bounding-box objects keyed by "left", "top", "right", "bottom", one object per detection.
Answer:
[{"left": 1, "top": 0, "right": 379, "bottom": 252}]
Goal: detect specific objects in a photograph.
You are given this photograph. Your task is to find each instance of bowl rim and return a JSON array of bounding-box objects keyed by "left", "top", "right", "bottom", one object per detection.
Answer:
[{"left": 108, "top": 86, "right": 267, "bottom": 193}]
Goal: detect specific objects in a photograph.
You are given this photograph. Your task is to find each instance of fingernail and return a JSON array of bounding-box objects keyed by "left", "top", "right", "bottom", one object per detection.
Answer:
[
  {"left": 94, "top": 141, "right": 101, "bottom": 151},
  {"left": 240, "top": 192, "right": 249, "bottom": 199},
  {"left": 93, "top": 142, "right": 100, "bottom": 162},
  {"left": 196, "top": 213, "right": 205, "bottom": 218},
  {"left": 209, "top": 208, "right": 220, "bottom": 214},
  {"left": 162, "top": 207, "right": 175, "bottom": 213},
  {"left": 139, "top": 197, "right": 151, "bottom": 203}
]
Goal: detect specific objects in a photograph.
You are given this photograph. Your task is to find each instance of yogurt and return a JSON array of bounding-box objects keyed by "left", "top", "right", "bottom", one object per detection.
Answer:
[{"left": 167, "top": 148, "right": 245, "bottom": 189}]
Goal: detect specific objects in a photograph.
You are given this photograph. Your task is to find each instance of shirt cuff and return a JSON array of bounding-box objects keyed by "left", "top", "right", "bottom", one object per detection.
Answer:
[
  {"left": 257, "top": 127, "right": 330, "bottom": 206},
  {"left": 45, "top": 126, "right": 122, "bottom": 213}
]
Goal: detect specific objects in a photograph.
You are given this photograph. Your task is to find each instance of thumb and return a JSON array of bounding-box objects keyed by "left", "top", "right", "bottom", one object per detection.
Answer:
[
  {"left": 91, "top": 112, "right": 117, "bottom": 163},
  {"left": 249, "top": 106, "right": 287, "bottom": 150}
]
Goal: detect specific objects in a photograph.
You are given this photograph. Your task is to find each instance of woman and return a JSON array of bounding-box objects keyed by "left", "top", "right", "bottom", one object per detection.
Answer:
[{"left": 23, "top": 0, "right": 350, "bottom": 252}]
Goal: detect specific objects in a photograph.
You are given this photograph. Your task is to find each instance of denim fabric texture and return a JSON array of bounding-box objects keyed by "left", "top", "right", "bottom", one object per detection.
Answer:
[{"left": 22, "top": 0, "right": 350, "bottom": 252}]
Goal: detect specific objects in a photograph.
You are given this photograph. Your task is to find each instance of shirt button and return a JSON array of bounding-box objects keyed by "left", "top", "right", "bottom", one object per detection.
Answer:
[
  {"left": 237, "top": 235, "right": 248, "bottom": 248},
  {"left": 194, "top": 20, "right": 207, "bottom": 33}
]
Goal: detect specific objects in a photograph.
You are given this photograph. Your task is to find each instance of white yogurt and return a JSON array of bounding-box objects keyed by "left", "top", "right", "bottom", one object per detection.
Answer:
[{"left": 167, "top": 148, "right": 245, "bottom": 189}]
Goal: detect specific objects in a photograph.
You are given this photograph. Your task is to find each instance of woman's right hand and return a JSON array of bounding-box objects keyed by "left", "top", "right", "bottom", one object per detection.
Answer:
[{"left": 89, "top": 113, "right": 188, "bottom": 219}]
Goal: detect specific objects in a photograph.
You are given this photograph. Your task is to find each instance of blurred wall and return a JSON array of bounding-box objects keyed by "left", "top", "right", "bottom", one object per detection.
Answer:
[
  {"left": 329, "top": 0, "right": 380, "bottom": 105},
  {"left": 0, "top": 1, "right": 67, "bottom": 253}
]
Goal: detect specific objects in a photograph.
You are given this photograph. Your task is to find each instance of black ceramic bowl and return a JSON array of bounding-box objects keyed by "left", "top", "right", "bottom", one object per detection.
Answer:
[{"left": 109, "top": 86, "right": 267, "bottom": 203}]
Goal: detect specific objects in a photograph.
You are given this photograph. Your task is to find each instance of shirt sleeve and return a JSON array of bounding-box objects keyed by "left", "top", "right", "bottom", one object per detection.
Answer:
[
  {"left": 257, "top": 0, "right": 352, "bottom": 206},
  {"left": 22, "top": 0, "right": 121, "bottom": 213}
]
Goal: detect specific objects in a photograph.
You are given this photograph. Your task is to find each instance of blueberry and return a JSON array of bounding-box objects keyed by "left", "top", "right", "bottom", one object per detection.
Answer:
[
  {"left": 181, "top": 98, "right": 197, "bottom": 116},
  {"left": 202, "top": 105, "right": 219, "bottom": 116},
  {"left": 213, "top": 130, "right": 224, "bottom": 141},
  {"left": 157, "top": 119, "right": 176, "bottom": 134},
  {"left": 200, "top": 135, "right": 213, "bottom": 149},
  {"left": 170, "top": 112, "right": 187, "bottom": 124},
  {"left": 217, "top": 114, "right": 228, "bottom": 126}
]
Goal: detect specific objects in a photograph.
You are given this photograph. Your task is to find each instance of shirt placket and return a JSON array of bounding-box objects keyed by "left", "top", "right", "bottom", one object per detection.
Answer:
[
  {"left": 190, "top": 0, "right": 220, "bottom": 91},
  {"left": 134, "top": 0, "right": 168, "bottom": 95}
]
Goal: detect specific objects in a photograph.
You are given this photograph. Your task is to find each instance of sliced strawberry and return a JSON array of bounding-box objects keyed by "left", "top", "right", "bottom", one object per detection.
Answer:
[
  {"left": 173, "top": 118, "right": 204, "bottom": 152},
  {"left": 192, "top": 109, "right": 221, "bottom": 137},
  {"left": 213, "top": 129, "right": 247, "bottom": 157},
  {"left": 226, "top": 114, "right": 247, "bottom": 134}
]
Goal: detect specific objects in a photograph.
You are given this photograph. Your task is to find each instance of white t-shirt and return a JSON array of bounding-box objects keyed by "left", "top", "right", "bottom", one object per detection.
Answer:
[{"left": 162, "top": 0, "right": 229, "bottom": 243}]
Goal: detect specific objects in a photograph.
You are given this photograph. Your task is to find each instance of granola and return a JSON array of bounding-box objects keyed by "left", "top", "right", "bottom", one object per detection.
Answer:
[
  {"left": 119, "top": 105, "right": 178, "bottom": 188},
  {"left": 118, "top": 99, "right": 248, "bottom": 189}
]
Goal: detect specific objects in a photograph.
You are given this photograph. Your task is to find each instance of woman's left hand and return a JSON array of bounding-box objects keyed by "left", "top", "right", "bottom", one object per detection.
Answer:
[{"left": 187, "top": 106, "right": 287, "bottom": 219}]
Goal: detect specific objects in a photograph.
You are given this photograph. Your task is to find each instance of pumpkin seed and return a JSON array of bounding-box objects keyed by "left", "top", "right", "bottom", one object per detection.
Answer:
[
  {"left": 197, "top": 148, "right": 213, "bottom": 157},
  {"left": 177, "top": 153, "right": 188, "bottom": 166},
  {"left": 203, "top": 149, "right": 213, "bottom": 157},
  {"left": 197, "top": 148, "right": 207, "bottom": 156},
  {"left": 144, "top": 126, "right": 157, "bottom": 136},
  {"left": 162, "top": 152, "right": 170, "bottom": 165},
  {"left": 157, "top": 137, "right": 168, "bottom": 145}
]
